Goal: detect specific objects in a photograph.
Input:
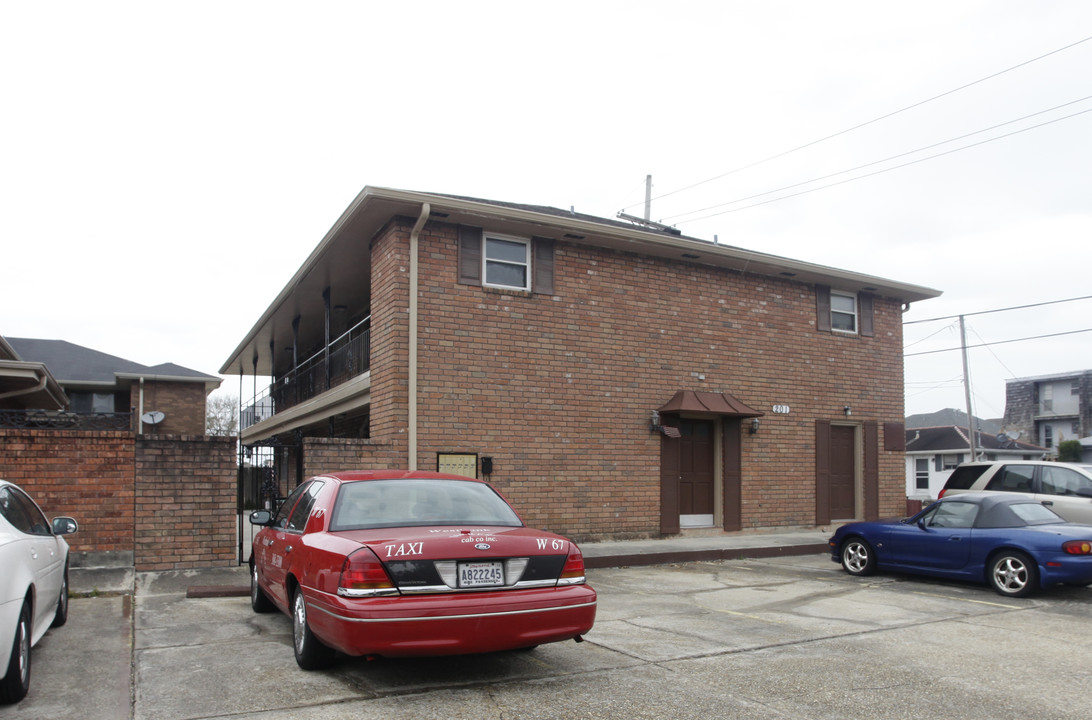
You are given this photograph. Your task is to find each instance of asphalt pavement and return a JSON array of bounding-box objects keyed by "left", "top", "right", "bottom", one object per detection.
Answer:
[{"left": 11, "top": 529, "right": 1092, "bottom": 719}]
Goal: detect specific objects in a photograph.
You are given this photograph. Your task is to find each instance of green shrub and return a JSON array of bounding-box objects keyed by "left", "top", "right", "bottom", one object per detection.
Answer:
[{"left": 1057, "top": 439, "right": 1083, "bottom": 462}]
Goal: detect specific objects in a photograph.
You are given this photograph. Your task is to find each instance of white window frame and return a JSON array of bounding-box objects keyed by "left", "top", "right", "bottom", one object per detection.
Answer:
[
  {"left": 915, "top": 458, "right": 930, "bottom": 490},
  {"left": 482, "top": 233, "right": 531, "bottom": 291},
  {"left": 830, "top": 291, "right": 858, "bottom": 334}
]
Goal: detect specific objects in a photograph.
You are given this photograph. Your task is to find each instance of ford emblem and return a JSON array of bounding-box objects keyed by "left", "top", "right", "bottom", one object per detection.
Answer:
[{"left": 475, "top": 543, "right": 491, "bottom": 550}]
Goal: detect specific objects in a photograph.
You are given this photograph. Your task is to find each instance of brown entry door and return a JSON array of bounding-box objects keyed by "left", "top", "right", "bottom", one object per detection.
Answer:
[
  {"left": 829, "top": 425, "right": 856, "bottom": 520},
  {"left": 679, "top": 419, "right": 715, "bottom": 524}
]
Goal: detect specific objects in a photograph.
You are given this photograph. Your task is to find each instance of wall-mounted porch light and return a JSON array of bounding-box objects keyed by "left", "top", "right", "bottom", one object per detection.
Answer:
[
  {"left": 843, "top": 405, "right": 852, "bottom": 416},
  {"left": 649, "top": 410, "right": 661, "bottom": 433},
  {"left": 750, "top": 418, "right": 760, "bottom": 434}
]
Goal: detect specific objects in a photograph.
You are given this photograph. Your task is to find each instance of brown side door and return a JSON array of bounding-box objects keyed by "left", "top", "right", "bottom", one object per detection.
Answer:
[
  {"left": 829, "top": 425, "right": 856, "bottom": 520},
  {"left": 679, "top": 419, "right": 715, "bottom": 515}
]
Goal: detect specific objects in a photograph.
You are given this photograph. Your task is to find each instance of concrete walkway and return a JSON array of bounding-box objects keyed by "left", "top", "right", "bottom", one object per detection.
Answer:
[{"left": 69, "top": 528, "right": 833, "bottom": 595}]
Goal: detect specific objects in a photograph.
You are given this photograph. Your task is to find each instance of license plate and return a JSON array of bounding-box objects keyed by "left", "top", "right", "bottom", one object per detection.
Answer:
[{"left": 458, "top": 561, "right": 504, "bottom": 588}]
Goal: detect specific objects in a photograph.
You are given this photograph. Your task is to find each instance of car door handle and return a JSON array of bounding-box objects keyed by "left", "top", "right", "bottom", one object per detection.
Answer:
[{"left": 1041, "top": 501, "right": 1054, "bottom": 506}]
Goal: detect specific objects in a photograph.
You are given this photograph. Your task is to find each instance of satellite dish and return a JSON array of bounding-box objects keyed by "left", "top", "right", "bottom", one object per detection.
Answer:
[{"left": 141, "top": 410, "right": 165, "bottom": 425}]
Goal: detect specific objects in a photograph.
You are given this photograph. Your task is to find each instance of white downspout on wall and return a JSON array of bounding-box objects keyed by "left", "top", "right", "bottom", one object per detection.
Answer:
[{"left": 408, "top": 203, "right": 430, "bottom": 470}]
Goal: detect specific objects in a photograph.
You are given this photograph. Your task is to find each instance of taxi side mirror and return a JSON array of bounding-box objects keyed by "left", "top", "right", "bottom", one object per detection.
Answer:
[{"left": 249, "top": 510, "right": 273, "bottom": 526}]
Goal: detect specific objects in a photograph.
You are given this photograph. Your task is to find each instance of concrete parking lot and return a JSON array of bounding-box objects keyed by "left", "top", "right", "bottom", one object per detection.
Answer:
[{"left": 12, "top": 553, "right": 1092, "bottom": 719}]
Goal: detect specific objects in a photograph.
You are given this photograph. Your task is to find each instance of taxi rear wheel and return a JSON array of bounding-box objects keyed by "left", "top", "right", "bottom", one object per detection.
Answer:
[{"left": 292, "top": 588, "right": 335, "bottom": 670}]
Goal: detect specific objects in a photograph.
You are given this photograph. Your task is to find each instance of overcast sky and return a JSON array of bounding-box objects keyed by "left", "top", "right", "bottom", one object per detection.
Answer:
[{"left": 3, "top": 1, "right": 1090, "bottom": 423}]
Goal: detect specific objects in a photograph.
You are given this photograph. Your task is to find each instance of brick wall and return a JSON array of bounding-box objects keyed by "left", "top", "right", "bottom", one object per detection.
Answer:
[
  {"left": 127, "top": 380, "right": 209, "bottom": 435},
  {"left": 134, "top": 435, "right": 237, "bottom": 570},
  {"left": 302, "top": 437, "right": 402, "bottom": 479},
  {"left": 0, "top": 430, "right": 135, "bottom": 558},
  {"left": 0, "top": 429, "right": 238, "bottom": 570},
  {"left": 367, "top": 220, "right": 908, "bottom": 539}
]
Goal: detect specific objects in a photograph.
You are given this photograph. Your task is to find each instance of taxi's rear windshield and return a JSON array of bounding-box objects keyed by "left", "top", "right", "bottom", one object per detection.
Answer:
[{"left": 330, "top": 479, "right": 523, "bottom": 531}]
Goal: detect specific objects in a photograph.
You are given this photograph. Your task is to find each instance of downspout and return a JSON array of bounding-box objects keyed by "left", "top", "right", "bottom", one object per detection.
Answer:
[
  {"left": 138, "top": 376, "right": 145, "bottom": 434},
  {"left": 408, "top": 203, "right": 431, "bottom": 470},
  {"left": 0, "top": 375, "right": 47, "bottom": 401}
]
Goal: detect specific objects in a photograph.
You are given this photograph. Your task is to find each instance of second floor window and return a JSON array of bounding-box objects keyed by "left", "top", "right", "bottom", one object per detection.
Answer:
[
  {"left": 483, "top": 234, "right": 531, "bottom": 290},
  {"left": 830, "top": 291, "right": 857, "bottom": 333}
]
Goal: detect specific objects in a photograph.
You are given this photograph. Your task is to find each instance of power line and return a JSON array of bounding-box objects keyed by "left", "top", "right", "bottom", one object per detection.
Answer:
[
  {"left": 904, "top": 327, "right": 1092, "bottom": 357},
  {"left": 675, "top": 106, "right": 1092, "bottom": 223},
  {"left": 904, "top": 294, "right": 1092, "bottom": 325},
  {"left": 664, "top": 95, "right": 1092, "bottom": 223},
  {"left": 622, "top": 34, "right": 1092, "bottom": 214}
]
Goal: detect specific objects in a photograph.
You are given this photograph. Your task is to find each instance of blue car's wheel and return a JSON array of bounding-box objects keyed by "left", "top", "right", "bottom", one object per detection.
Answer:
[
  {"left": 988, "top": 550, "right": 1038, "bottom": 598},
  {"left": 840, "top": 537, "right": 876, "bottom": 576}
]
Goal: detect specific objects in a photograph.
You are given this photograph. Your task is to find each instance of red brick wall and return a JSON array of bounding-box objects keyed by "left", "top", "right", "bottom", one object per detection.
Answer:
[
  {"left": 302, "top": 437, "right": 402, "bottom": 479},
  {"left": 369, "top": 220, "right": 907, "bottom": 539},
  {"left": 0, "top": 430, "right": 135, "bottom": 555},
  {"left": 369, "top": 218, "right": 412, "bottom": 459},
  {"left": 127, "top": 380, "right": 209, "bottom": 435},
  {"left": 134, "top": 435, "right": 237, "bottom": 570},
  {"left": 0, "top": 429, "right": 238, "bottom": 570}
]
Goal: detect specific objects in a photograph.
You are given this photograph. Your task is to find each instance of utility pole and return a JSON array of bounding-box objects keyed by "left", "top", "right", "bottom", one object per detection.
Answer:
[{"left": 960, "top": 314, "right": 979, "bottom": 459}]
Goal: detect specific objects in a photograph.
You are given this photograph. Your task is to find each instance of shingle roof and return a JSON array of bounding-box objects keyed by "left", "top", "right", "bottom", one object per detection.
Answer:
[
  {"left": 6, "top": 338, "right": 218, "bottom": 385},
  {"left": 905, "top": 425, "right": 1046, "bottom": 453}
]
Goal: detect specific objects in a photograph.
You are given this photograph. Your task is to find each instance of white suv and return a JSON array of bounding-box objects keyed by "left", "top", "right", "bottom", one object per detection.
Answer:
[{"left": 940, "top": 461, "right": 1092, "bottom": 524}]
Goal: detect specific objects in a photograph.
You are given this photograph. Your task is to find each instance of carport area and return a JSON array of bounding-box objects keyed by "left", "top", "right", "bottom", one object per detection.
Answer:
[{"left": 19, "top": 554, "right": 1092, "bottom": 719}]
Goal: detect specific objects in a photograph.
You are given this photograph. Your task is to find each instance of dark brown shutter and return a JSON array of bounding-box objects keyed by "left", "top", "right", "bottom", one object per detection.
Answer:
[
  {"left": 859, "top": 292, "right": 874, "bottom": 337},
  {"left": 815, "top": 420, "right": 831, "bottom": 525},
  {"left": 816, "top": 285, "right": 832, "bottom": 333},
  {"left": 722, "top": 418, "right": 742, "bottom": 532},
  {"left": 532, "top": 237, "right": 555, "bottom": 295},
  {"left": 660, "top": 426, "right": 681, "bottom": 534},
  {"left": 457, "top": 226, "right": 482, "bottom": 285},
  {"left": 864, "top": 421, "right": 879, "bottom": 520},
  {"left": 884, "top": 422, "right": 905, "bottom": 451}
]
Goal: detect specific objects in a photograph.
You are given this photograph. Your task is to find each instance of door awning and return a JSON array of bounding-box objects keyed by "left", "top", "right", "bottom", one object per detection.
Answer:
[{"left": 657, "top": 390, "right": 764, "bottom": 418}]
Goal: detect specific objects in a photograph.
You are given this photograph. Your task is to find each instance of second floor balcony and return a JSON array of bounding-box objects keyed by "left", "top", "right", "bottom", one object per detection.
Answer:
[{"left": 241, "top": 317, "right": 370, "bottom": 435}]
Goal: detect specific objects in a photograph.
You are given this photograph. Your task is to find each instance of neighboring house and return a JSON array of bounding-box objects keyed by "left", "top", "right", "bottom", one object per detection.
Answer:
[
  {"left": 4, "top": 337, "right": 221, "bottom": 434},
  {"left": 1003, "top": 370, "right": 1092, "bottom": 455},
  {"left": 904, "top": 425, "right": 1048, "bottom": 500},
  {"left": 221, "top": 186, "right": 941, "bottom": 540}
]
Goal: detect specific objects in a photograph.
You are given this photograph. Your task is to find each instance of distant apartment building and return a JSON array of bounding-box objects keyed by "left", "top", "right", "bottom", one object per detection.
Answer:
[{"left": 1003, "top": 370, "right": 1092, "bottom": 454}]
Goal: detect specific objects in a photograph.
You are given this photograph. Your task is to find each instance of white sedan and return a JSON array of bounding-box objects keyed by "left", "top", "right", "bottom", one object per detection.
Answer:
[{"left": 0, "top": 479, "right": 78, "bottom": 704}]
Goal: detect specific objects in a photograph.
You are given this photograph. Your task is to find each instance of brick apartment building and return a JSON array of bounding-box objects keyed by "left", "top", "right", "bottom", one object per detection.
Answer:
[{"left": 223, "top": 187, "right": 940, "bottom": 540}]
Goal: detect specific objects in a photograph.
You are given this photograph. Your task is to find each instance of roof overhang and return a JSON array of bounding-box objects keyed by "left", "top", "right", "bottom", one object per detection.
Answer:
[
  {"left": 221, "top": 186, "right": 942, "bottom": 377},
  {"left": 115, "top": 372, "right": 222, "bottom": 395},
  {"left": 0, "top": 361, "right": 69, "bottom": 410}
]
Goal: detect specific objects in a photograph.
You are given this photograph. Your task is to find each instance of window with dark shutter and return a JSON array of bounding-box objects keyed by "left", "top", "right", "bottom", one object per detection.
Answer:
[{"left": 816, "top": 285, "right": 874, "bottom": 337}]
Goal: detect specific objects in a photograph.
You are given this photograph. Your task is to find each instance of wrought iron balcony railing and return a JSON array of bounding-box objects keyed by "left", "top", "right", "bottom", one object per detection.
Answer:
[{"left": 240, "top": 317, "right": 370, "bottom": 431}]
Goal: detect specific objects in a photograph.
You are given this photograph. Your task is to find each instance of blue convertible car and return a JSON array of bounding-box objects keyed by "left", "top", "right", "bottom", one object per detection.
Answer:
[{"left": 829, "top": 493, "right": 1092, "bottom": 597}]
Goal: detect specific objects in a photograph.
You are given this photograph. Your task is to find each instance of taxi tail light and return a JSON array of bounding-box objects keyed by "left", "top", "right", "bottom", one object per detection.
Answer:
[
  {"left": 1062, "top": 540, "right": 1092, "bottom": 555},
  {"left": 559, "top": 543, "right": 586, "bottom": 584},
  {"left": 339, "top": 548, "right": 396, "bottom": 594},
  {"left": 937, "top": 489, "right": 947, "bottom": 498}
]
